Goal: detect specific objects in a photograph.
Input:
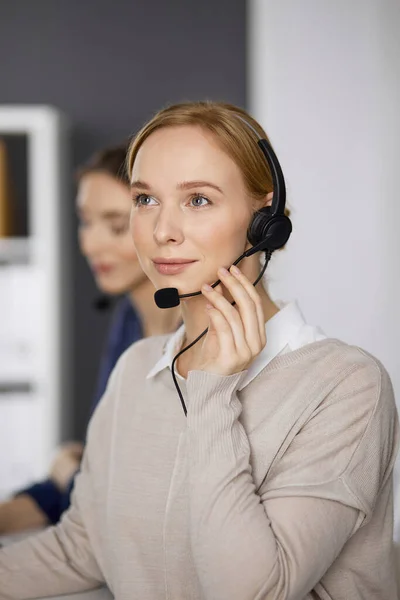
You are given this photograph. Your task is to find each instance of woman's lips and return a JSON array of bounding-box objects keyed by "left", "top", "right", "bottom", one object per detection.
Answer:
[
  {"left": 153, "top": 260, "right": 197, "bottom": 275},
  {"left": 93, "top": 264, "right": 114, "bottom": 275}
]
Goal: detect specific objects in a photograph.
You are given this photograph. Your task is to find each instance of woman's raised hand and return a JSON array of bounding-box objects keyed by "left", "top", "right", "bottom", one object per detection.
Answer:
[{"left": 192, "top": 265, "right": 266, "bottom": 376}]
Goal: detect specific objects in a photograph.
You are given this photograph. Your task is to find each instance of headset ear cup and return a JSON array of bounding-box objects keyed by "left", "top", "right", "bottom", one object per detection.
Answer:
[
  {"left": 265, "top": 215, "right": 292, "bottom": 250},
  {"left": 248, "top": 207, "right": 271, "bottom": 247},
  {"left": 248, "top": 209, "right": 292, "bottom": 251}
]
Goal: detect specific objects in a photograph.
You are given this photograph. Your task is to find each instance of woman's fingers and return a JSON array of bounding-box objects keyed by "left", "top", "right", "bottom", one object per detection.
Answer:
[
  {"left": 217, "top": 267, "right": 265, "bottom": 353},
  {"left": 229, "top": 265, "right": 266, "bottom": 346},
  {"left": 206, "top": 304, "right": 238, "bottom": 362},
  {"left": 199, "top": 266, "right": 267, "bottom": 375},
  {"left": 202, "top": 284, "right": 250, "bottom": 355}
]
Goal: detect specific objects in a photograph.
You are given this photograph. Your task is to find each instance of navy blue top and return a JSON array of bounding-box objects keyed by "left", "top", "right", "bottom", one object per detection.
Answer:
[
  {"left": 17, "top": 297, "right": 142, "bottom": 524},
  {"left": 91, "top": 296, "right": 143, "bottom": 415}
]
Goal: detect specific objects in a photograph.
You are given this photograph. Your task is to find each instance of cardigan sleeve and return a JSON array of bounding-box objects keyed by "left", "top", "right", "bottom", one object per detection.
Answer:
[
  {"left": 0, "top": 360, "right": 124, "bottom": 600},
  {"left": 0, "top": 460, "right": 104, "bottom": 599},
  {"left": 185, "top": 357, "right": 398, "bottom": 600}
]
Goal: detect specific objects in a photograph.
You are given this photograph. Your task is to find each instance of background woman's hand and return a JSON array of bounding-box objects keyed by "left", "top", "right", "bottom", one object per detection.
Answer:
[
  {"left": 192, "top": 265, "right": 266, "bottom": 376},
  {"left": 49, "top": 441, "right": 84, "bottom": 492}
]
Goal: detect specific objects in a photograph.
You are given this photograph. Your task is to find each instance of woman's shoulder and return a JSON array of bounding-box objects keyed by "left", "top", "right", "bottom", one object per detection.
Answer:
[
  {"left": 277, "top": 337, "right": 391, "bottom": 381},
  {"left": 114, "top": 333, "right": 172, "bottom": 375},
  {"left": 258, "top": 337, "right": 396, "bottom": 423},
  {"left": 334, "top": 338, "right": 389, "bottom": 379},
  {"left": 287, "top": 337, "right": 395, "bottom": 417}
]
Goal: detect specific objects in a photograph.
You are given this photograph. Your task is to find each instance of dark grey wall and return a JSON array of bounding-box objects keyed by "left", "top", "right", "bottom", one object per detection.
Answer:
[{"left": 0, "top": 0, "right": 246, "bottom": 439}]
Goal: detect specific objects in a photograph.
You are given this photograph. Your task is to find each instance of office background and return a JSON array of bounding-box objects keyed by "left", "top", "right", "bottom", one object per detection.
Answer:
[{"left": 0, "top": 0, "right": 399, "bottom": 539}]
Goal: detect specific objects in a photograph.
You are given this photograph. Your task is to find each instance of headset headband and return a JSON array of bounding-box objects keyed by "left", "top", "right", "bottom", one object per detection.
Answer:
[{"left": 235, "top": 115, "right": 286, "bottom": 216}]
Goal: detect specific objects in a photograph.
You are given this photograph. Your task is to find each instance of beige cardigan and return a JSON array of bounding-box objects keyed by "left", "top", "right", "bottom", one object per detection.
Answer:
[{"left": 0, "top": 336, "right": 398, "bottom": 599}]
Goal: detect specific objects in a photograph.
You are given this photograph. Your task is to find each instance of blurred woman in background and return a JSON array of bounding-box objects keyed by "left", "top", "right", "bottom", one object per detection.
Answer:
[{"left": 0, "top": 143, "right": 181, "bottom": 535}]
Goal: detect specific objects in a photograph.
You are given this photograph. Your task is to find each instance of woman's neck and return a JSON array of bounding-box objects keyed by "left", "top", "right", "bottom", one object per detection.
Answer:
[{"left": 129, "top": 279, "right": 181, "bottom": 338}]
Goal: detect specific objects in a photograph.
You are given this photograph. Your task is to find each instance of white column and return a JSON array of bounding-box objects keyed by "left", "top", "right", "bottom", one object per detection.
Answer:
[{"left": 248, "top": 0, "right": 400, "bottom": 538}]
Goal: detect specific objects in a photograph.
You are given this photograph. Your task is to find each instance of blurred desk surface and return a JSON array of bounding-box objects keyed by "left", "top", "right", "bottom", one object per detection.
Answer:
[{"left": 0, "top": 532, "right": 113, "bottom": 600}]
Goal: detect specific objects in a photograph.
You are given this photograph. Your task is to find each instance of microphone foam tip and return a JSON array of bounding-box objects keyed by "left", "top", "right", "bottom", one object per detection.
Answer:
[{"left": 154, "top": 287, "right": 180, "bottom": 309}]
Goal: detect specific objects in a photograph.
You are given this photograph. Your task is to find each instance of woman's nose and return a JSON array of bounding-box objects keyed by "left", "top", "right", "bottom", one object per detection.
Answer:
[{"left": 153, "top": 207, "right": 184, "bottom": 246}]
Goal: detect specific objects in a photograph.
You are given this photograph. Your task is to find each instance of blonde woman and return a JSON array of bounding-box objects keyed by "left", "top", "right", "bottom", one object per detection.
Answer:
[{"left": 0, "top": 102, "right": 398, "bottom": 600}]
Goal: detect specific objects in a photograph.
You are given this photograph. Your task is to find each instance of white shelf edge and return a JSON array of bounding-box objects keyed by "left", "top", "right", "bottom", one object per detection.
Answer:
[
  {"left": 0, "top": 105, "right": 65, "bottom": 133},
  {"left": 0, "top": 238, "right": 31, "bottom": 264},
  {"left": 0, "top": 382, "right": 33, "bottom": 393}
]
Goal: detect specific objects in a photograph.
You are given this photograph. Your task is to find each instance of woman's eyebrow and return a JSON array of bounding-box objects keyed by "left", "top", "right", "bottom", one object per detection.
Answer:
[
  {"left": 176, "top": 180, "right": 223, "bottom": 193},
  {"left": 130, "top": 180, "right": 223, "bottom": 193},
  {"left": 101, "top": 211, "right": 130, "bottom": 220},
  {"left": 131, "top": 180, "right": 150, "bottom": 190},
  {"left": 76, "top": 209, "right": 129, "bottom": 220}
]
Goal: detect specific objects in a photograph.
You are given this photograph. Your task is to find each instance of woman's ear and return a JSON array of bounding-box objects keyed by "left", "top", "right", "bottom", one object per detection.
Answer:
[
  {"left": 266, "top": 191, "right": 273, "bottom": 207},
  {"left": 251, "top": 191, "right": 274, "bottom": 215}
]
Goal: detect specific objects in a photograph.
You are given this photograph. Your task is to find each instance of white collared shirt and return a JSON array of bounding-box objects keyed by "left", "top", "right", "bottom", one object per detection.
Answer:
[{"left": 147, "top": 301, "right": 326, "bottom": 390}]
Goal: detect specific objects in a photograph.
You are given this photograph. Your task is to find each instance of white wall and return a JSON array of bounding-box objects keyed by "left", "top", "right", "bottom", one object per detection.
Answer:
[{"left": 248, "top": 0, "right": 400, "bottom": 538}]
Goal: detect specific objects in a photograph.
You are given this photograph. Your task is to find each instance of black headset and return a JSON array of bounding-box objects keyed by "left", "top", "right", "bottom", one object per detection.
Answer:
[
  {"left": 245, "top": 131, "right": 292, "bottom": 252},
  {"left": 153, "top": 115, "right": 292, "bottom": 416}
]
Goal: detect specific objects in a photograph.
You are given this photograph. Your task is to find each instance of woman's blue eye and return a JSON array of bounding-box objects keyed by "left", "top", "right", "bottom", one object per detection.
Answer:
[
  {"left": 190, "top": 195, "right": 210, "bottom": 208},
  {"left": 134, "top": 194, "right": 157, "bottom": 206}
]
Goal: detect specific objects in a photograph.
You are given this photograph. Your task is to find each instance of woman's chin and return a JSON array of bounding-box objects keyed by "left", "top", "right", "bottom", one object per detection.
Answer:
[
  {"left": 97, "top": 286, "right": 121, "bottom": 297},
  {"left": 97, "top": 280, "right": 130, "bottom": 296},
  {"left": 97, "top": 272, "right": 149, "bottom": 296}
]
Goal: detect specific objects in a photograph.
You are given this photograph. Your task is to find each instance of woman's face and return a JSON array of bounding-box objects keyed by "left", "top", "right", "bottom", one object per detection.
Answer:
[
  {"left": 77, "top": 172, "right": 147, "bottom": 295},
  {"left": 130, "top": 125, "right": 254, "bottom": 296}
]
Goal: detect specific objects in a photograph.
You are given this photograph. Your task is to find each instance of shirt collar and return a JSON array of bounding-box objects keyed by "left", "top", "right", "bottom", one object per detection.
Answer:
[
  {"left": 146, "top": 324, "right": 186, "bottom": 380},
  {"left": 146, "top": 301, "right": 324, "bottom": 390}
]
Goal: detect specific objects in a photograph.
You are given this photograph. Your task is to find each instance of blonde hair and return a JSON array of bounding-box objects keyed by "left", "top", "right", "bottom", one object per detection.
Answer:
[{"left": 127, "top": 101, "right": 274, "bottom": 206}]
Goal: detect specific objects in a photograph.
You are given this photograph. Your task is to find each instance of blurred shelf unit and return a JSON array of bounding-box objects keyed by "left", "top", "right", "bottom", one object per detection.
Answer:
[
  {"left": 0, "top": 106, "right": 71, "bottom": 499},
  {"left": 0, "top": 237, "right": 30, "bottom": 264}
]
